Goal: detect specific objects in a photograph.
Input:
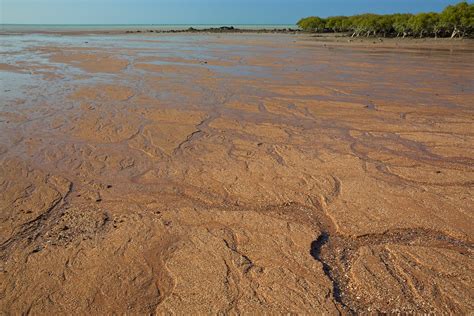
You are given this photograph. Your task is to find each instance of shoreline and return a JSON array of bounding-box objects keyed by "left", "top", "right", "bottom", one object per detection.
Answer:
[
  {"left": 2, "top": 24, "right": 474, "bottom": 40},
  {"left": 300, "top": 33, "right": 474, "bottom": 51},
  {"left": 0, "top": 25, "right": 300, "bottom": 36},
  {"left": 1, "top": 29, "right": 473, "bottom": 51}
]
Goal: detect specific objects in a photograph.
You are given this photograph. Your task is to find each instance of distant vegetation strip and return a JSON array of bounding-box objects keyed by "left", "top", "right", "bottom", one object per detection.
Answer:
[{"left": 297, "top": 1, "right": 473, "bottom": 38}]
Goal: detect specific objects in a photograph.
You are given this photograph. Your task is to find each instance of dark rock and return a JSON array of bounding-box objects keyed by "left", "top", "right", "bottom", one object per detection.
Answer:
[{"left": 31, "top": 246, "right": 42, "bottom": 253}]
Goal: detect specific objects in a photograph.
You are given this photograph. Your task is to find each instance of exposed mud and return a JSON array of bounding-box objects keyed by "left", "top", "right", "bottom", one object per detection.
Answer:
[{"left": 0, "top": 33, "right": 473, "bottom": 314}]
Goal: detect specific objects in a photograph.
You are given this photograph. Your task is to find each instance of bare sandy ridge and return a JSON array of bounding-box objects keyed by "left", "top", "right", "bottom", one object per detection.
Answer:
[{"left": 0, "top": 33, "right": 473, "bottom": 314}]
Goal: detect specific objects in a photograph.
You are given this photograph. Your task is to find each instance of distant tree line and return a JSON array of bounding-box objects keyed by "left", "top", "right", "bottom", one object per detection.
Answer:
[{"left": 297, "top": 1, "right": 473, "bottom": 38}]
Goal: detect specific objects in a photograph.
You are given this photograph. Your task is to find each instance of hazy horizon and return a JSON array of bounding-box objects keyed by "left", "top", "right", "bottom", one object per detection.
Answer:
[{"left": 1, "top": 0, "right": 471, "bottom": 25}]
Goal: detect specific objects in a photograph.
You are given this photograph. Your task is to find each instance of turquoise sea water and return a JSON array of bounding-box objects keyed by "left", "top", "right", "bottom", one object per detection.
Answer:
[{"left": 0, "top": 24, "right": 297, "bottom": 34}]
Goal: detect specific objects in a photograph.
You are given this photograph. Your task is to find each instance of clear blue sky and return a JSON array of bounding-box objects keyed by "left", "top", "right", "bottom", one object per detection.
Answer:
[{"left": 1, "top": 0, "right": 470, "bottom": 24}]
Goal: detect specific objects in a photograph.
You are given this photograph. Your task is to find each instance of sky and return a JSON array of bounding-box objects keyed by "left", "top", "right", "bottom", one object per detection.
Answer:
[{"left": 1, "top": 0, "right": 471, "bottom": 25}]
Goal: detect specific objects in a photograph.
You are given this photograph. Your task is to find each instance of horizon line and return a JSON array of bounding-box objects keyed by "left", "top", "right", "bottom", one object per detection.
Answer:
[{"left": 0, "top": 23, "right": 297, "bottom": 26}]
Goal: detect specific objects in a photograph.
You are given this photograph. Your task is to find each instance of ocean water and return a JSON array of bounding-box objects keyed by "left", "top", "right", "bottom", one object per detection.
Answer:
[{"left": 0, "top": 24, "right": 297, "bottom": 34}]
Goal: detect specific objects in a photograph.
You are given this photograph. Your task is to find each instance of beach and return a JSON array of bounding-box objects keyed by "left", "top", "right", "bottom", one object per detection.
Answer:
[{"left": 0, "top": 32, "right": 473, "bottom": 313}]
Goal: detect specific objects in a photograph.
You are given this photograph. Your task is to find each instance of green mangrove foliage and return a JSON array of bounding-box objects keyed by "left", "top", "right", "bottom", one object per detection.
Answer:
[{"left": 297, "top": 1, "right": 474, "bottom": 38}]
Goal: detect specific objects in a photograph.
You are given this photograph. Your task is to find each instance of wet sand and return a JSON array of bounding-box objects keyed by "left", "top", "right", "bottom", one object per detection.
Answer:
[{"left": 0, "top": 33, "right": 473, "bottom": 314}]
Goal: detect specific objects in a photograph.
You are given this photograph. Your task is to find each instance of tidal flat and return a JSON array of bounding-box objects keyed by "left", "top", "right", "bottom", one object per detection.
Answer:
[{"left": 0, "top": 33, "right": 473, "bottom": 313}]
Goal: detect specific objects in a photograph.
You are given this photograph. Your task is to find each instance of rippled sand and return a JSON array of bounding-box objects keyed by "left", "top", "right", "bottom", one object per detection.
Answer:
[{"left": 0, "top": 33, "right": 473, "bottom": 314}]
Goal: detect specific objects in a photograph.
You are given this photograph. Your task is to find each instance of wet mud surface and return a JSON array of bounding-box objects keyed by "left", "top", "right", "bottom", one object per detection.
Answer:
[{"left": 0, "top": 33, "right": 473, "bottom": 313}]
